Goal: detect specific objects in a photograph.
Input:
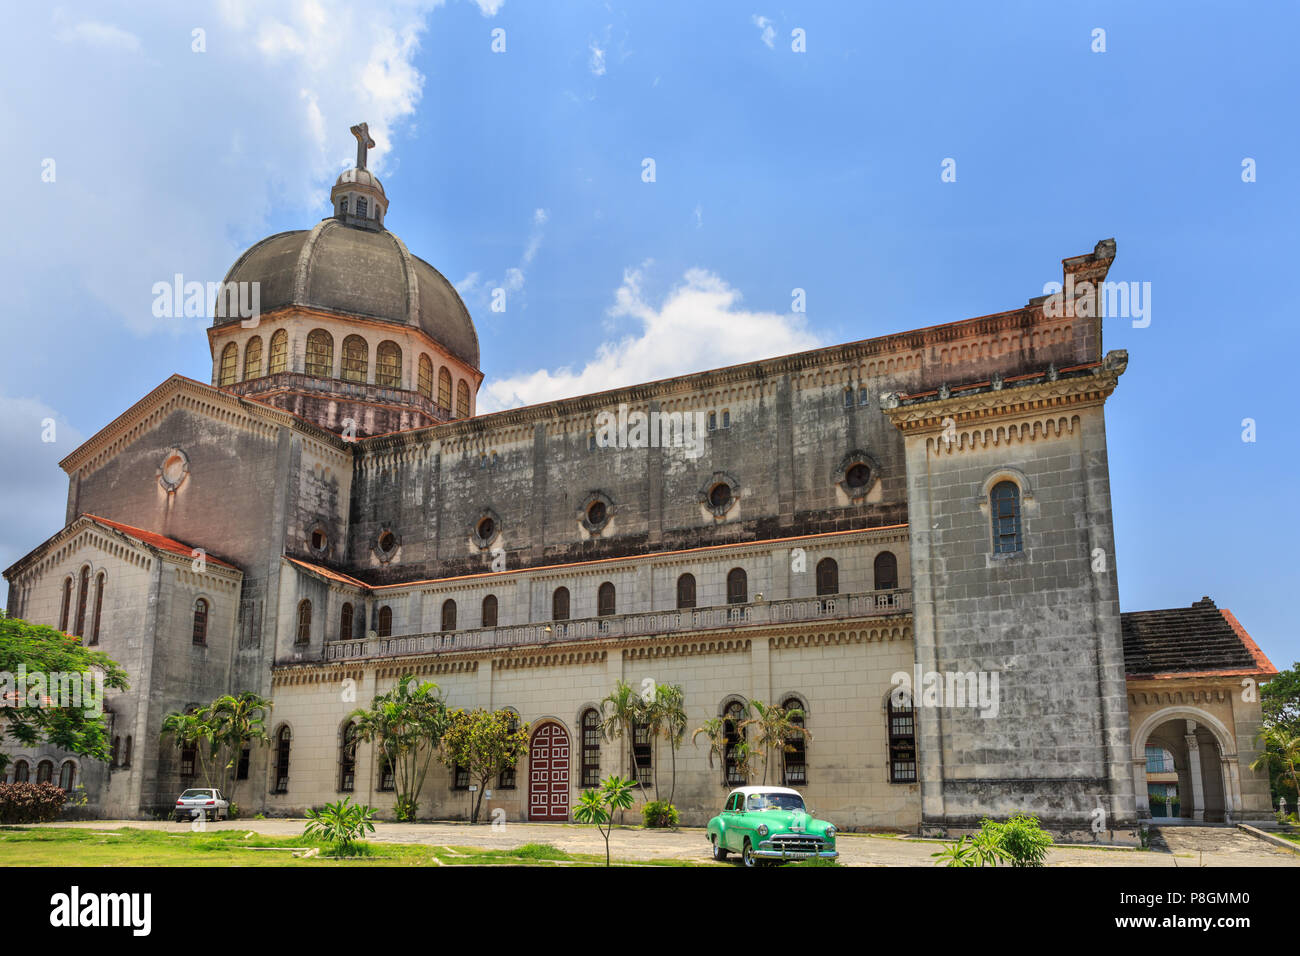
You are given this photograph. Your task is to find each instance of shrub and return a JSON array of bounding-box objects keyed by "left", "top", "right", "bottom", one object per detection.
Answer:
[
  {"left": 641, "top": 800, "right": 679, "bottom": 828},
  {"left": 0, "top": 782, "right": 68, "bottom": 824},
  {"left": 931, "top": 813, "right": 1054, "bottom": 867},
  {"left": 303, "top": 797, "right": 377, "bottom": 856}
]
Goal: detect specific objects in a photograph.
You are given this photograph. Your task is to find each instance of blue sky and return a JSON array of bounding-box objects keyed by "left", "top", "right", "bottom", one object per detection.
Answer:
[{"left": 1, "top": 1, "right": 1296, "bottom": 666}]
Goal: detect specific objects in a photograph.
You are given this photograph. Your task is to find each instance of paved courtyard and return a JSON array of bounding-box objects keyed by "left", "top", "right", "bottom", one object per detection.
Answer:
[{"left": 27, "top": 819, "right": 1299, "bottom": 867}]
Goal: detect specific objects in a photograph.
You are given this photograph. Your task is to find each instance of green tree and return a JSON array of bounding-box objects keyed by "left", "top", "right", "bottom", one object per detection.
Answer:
[
  {"left": 1251, "top": 725, "right": 1300, "bottom": 810},
  {"left": 159, "top": 709, "right": 217, "bottom": 785},
  {"left": 351, "top": 675, "right": 448, "bottom": 821},
  {"left": 0, "top": 615, "right": 129, "bottom": 775},
  {"left": 740, "top": 699, "right": 811, "bottom": 785},
  {"left": 573, "top": 774, "right": 635, "bottom": 866},
  {"left": 655, "top": 684, "right": 687, "bottom": 805},
  {"left": 1262, "top": 663, "right": 1300, "bottom": 735},
  {"left": 206, "top": 691, "right": 272, "bottom": 811},
  {"left": 439, "top": 708, "right": 529, "bottom": 823},
  {"left": 600, "top": 680, "right": 647, "bottom": 797}
]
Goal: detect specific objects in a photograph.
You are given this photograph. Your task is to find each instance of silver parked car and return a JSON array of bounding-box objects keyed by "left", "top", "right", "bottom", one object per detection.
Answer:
[{"left": 174, "top": 788, "right": 229, "bottom": 822}]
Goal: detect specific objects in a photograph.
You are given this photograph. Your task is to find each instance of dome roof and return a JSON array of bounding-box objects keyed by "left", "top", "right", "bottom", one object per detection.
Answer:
[
  {"left": 335, "top": 167, "right": 383, "bottom": 191},
  {"left": 216, "top": 219, "right": 479, "bottom": 369}
]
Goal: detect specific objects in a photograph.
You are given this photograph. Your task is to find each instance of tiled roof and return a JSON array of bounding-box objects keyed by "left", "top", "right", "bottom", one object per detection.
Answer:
[
  {"left": 1121, "top": 597, "right": 1276, "bottom": 679},
  {"left": 82, "top": 514, "right": 240, "bottom": 571}
]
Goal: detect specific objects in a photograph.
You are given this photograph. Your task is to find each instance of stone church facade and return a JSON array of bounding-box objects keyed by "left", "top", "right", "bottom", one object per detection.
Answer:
[{"left": 3, "top": 129, "right": 1278, "bottom": 838}]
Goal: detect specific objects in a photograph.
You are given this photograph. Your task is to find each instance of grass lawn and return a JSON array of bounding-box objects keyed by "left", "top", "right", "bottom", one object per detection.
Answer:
[{"left": 0, "top": 827, "right": 711, "bottom": 867}]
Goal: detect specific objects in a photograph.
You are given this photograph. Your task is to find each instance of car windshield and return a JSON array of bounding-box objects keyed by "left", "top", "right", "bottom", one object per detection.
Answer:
[
  {"left": 180, "top": 790, "right": 213, "bottom": 798},
  {"left": 746, "top": 792, "right": 805, "bottom": 812}
]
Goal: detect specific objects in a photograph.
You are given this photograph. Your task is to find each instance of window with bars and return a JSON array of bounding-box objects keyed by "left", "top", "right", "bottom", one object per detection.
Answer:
[
  {"left": 581, "top": 708, "right": 601, "bottom": 787},
  {"left": 341, "top": 334, "right": 368, "bottom": 382},
  {"left": 1145, "top": 746, "right": 1175, "bottom": 774},
  {"left": 723, "top": 703, "right": 746, "bottom": 786},
  {"left": 59, "top": 576, "right": 72, "bottom": 632},
  {"left": 632, "top": 721, "right": 653, "bottom": 786},
  {"left": 305, "top": 329, "right": 334, "bottom": 377},
  {"left": 498, "top": 714, "right": 519, "bottom": 789},
  {"left": 816, "top": 558, "right": 839, "bottom": 596},
  {"left": 295, "top": 600, "right": 312, "bottom": 644},
  {"left": 676, "top": 573, "right": 696, "bottom": 609},
  {"left": 74, "top": 567, "right": 90, "bottom": 637},
  {"left": 888, "top": 698, "right": 917, "bottom": 783},
  {"left": 90, "top": 572, "right": 105, "bottom": 645},
  {"left": 991, "top": 481, "right": 1022, "bottom": 554},
  {"left": 452, "top": 763, "right": 469, "bottom": 790},
  {"left": 180, "top": 743, "right": 196, "bottom": 778},
  {"left": 339, "top": 722, "right": 358, "bottom": 792},
  {"left": 192, "top": 598, "right": 208, "bottom": 645},
  {"left": 357, "top": 197, "right": 369, "bottom": 218},
  {"left": 378, "top": 756, "right": 395, "bottom": 792},
  {"left": 218, "top": 343, "right": 238, "bottom": 385},
  {"left": 376, "top": 340, "right": 402, "bottom": 387},
  {"left": 456, "top": 380, "right": 471, "bottom": 418},
  {"left": 417, "top": 354, "right": 433, "bottom": 399},
  {"left": 552, "top": 587, "right": 570, "bottom": 621},
  {"left": 274, "top": 727, "right": 291, "bottom": 793},
  {"left": 268, "top": 329, "right": 288, "bottom": 374},
  {"left": 437, "top": 367, "right": 452, "bottom": 411},
  {"left": 782, "top": 697, "right": 807, "bottom": 786},
  {"left": 243, "top": 336, "right": 263, "bottom": 379}
]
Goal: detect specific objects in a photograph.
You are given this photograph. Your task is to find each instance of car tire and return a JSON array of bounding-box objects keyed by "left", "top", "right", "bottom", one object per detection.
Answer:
[
  {"left": 711, "top": 835, "right": 728, "bottom": 861},
  {"left": 742, "top": 839, "right": 757, "bottom": 868}
]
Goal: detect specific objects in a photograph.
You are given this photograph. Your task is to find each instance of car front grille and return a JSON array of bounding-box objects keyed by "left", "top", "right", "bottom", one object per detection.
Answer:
[{"left": 766, "top": 835, "right": 823, "bottom": 853}]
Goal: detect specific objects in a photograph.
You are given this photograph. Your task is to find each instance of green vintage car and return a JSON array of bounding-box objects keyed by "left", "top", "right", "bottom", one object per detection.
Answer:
[{"left": 707, "top": 786, "right": 838, "bottom": 866}]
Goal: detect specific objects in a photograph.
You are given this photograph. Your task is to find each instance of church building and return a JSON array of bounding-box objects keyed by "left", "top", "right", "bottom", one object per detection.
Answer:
[{"left": 3, "top": 126, "right": 1278, "bottom": 838}]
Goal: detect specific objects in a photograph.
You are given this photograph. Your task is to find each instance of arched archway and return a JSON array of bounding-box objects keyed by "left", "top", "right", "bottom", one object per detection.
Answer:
[
  {"left": 527, "top": 721, "right": 571, "bottom": 821},
  {"left": 1131, "top": 707, "right": 1238, "bottom": 822}
]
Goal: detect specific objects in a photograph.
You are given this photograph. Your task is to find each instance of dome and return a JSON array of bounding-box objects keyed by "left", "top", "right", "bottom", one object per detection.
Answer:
[
  {"left": 335, "top": 167, "right": 383, "bottom": 191},
  {"left": 215, "top": 219, "right": 480, "bottom": 369}
]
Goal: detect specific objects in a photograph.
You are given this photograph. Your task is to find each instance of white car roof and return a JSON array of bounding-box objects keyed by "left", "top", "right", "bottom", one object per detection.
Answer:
[{"left": 731, "top": 786, "right": 801, "bottom": 796}]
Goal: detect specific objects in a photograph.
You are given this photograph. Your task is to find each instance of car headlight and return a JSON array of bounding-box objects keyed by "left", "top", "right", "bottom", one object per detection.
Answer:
[
  {"left": 824, "top": 826, "right": 836, "bottom": 841},
  {"left": 756, "top": 824, "right": 769, "bottom": 837}
]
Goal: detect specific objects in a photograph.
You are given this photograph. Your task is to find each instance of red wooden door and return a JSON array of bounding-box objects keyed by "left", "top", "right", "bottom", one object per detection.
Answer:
[{"left": 528, "top": 723, "right": 571, "bottom": 821}]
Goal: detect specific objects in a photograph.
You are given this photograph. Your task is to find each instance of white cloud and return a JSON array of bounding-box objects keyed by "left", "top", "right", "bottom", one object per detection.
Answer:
[
  {"left": 471, "top": 0, "right": 505, "bottom": 14},
  {"left": 463, "top": 208, "right": 549, "bottom": 305},
  {"left": 57, "top": 17, "right": 143, "bottom": 53},
  {"left": 752, "top": 14, "right": 776, "bottom": 49},
  {"left": 480, "top": 266, "right": 822, "bottom": 410},
  {"left": 588, "top": 40, "right": 606, "bottom": 76}
]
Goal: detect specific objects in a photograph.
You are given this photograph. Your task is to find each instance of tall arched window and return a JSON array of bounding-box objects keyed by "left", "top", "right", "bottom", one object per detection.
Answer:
[
  {"left": 456, "top": 380, "right": 470, "bottom": 418},
  {"left": 73, "top": 566, "right": 90, "bottom": 637},
  {"left": 341, "top": 334, "right": 368, "bottom": 382},
  {"left": 441, "top": 599, "right": 457, "bottom": 632},
  {"left": 888, "top": 696, "right": 917, "bottom": 783},
  {"left": 498, "top": 712, "right": 520, "bottom": 789},
  {"left": 59, "top": 576, "right": 72, "bottom": 631},
  {"left": 816, "top": 558, "right": 839, "bottom": 596},
  {"left": 726, "top": 568, "right": 748, "bottom": 605},
  {"left": 243, "top": 335, "right": 263, "bottom": 379},
  {"left": 90, "top": 572, "right": 105, "bottom": 645},
  {"left": 581, "top": 708, "right": 601, "bottom": 787},
  {"left": 417, "top": 354, "right": 433, "bottom": 399},
  {"left": 376, "top": 341, "right": 402, "bottom": 388},
  {"left": 437, "top": 367, "right": 452, "bottom": 411},
  {"left": 36, "top": 760, "right": 54, "bottom": 785},
  {"left": 782, "top": 697, "right": 808, "bottom": 786},
  {"left": 632, "top": 720, "right": 653, "bottom": 786},
  {"left": 874, "top": 551, "right": 898, "bottom": 590},
  {"left": 597, "top": 582, "right": 616, "bottom": 617},
  {"left": 295, "top": 599, "right": 312, "bottom": 644},
  {"left": 676, "top": 573, "right": 696, "bottom": 609},
  {"left": 192, "top": 598, "right": 209, "bottom": 645},
  {"left": 58, "top": 760, "right": 76, "bottom": 791},
  {"left": 481, "top": 594, "right": 498, "bottom": 628},
  {"left": 305, "top": 329, "right": 334, "bottom": 377},
  {"left": 991, "top": 481, "right": 1022, "bottom": 554},
  {"left": 273, "top": 726, "right": 291, "bottom": 793},
  {"left": 552, "top": 587, "right": 570, "bottom": 621},
  {"left": 723, "top": 701, "right": 746, "bottom": 786},
  {"left": 339, "top": 722, "right": 358, "bottom": 792},
  {"left": 218, "top": 342, "right": 238, "bottom": 385},
  {"left": 339, "top": 602, "right": 354, "bottom": 640},
  {"left": 377, "top": 605, "right": 392, "bottom": 638},
  {"left": 13, "top": 760, "right": 29, "bottom": 783},
  {"left": 268, "top": 329, "right": 288, "bottom": 374}
]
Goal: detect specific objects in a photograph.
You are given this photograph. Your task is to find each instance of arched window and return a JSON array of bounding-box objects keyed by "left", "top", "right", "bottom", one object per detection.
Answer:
[
  {"left": 90, "top": 572, "right": 105, "bottom": 645},
  {"left": 707, "top": 411, "right": 717, "bottom": 431},
  {"left": 341, "top": 334, "right": 368, "bottom": 382},
  {"left": 597, "top": 582, "right": 616, "bottom": 617},
  {"left": 58, "top": 760, "right": 76, "bottom": 791},
  {"left": 552, "top": 587, "right": 570, "bottom": 621},
  {"left": 268, "top": 329, "right": 288, "bottom": 374},
  {"left": 357, "top": 197, "right": 368, "bottom": 218},
  {"left": 816, "top": 558, "right": 839, "bottom": 596},
  {"left": 305, "top": 329, "right": 334, "bottom": 377},
  {"left": 991, "top": 481, "right": 1022, "bottom": 554},
  {"left": 874, "top": 551, "right": 898, "bottom": 591},
  {"left": 441, "top": 599, "right": 457, "bottom": 632},
  {"left": 36, "top": 760, "right": 54, "bottom": 785},
  {"left": 726, "top": 568, "right": 747, "bottom": 605},
  {"left": 74, "top": 566, "right": 90, "bottom": 637},
  {"left": 59, "top": 576, "right": 72, "bottom": 631},
  {"left": 192, "top": 598, "right": 208, "bottom": 645},
  {"left": 888, "top": 696, "right": 917, "bottom": 783},
  {"left": 417, "top": 354, "right": 433, "bottom": 399},
  {"left": 376, "top": 340, "right": 402, "bottom": 388},
  {"left": 723, "top": 701, "right": 746, "bottom": 786},
  {"left": 782, "top": 697, "right": 808, "bottom": 786},
  {"left": 581, "top": 708, "right": 601, "bottom": 787},
  {"left": 339, "top": 722, "right": 358, "bottom": 792},
  {"left": 481, "top": 594, "right": 498, "bottom": 628},
  {"left": 295, "top": 600, "right": 312, "bottom": 644},
  {"left": 377, "top": 605, "right": 392, "bottom": 638},
  {"left": 456, "top": 380, "right": 471, "bottom": 418},
  {"left": 13, "top": 760, "right": 29, "bottom": 783},
  {"left": 676, "top": 573, "right": 696, "bottom": 609},
  {"left": 437, "top": 367, "right": 452, "bottom": 411},
  {"left": 273, "top": 727, "right": 291, "bottom": 793},
  {"left": 243, "top": 335, "right": 263, "bottom": 379},
  {"left": 218, "top": 342, "right": 238, "bottom": 385},
  {"left": 631, "top": 720, "right": 653, "bottom": 786},
  {"left": 721, "top": 409, "right": 730, "bottom": 429},
  {"left": 339, "top": 602, "right": 354, "bottom": 641},
  {"left": 498, "top": 712, "right": 520, "bottom": 789}
]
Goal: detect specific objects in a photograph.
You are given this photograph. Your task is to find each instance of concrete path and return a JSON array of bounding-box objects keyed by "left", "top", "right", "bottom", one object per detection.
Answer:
[{"left": 27, "top": 819, "right": 1300, "bottom": 866}]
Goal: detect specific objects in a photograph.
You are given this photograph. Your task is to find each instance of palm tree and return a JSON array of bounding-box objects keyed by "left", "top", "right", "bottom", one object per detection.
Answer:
[
  {"left": 206, "top": 692, "right": 272, "bottom": 811},
  {"left": 691, "top": 717, "right": 727, "bottom": 777},
  {"left": 600, "top": 680, "right": 647, "bottom": 798},
  {"left": 656, "top": 684, "right": 687, "bottom": 805},
  {"left": 351, "top": 675, "right": 448, "bottom": 821},
  {"left": 160, "top": 710, "right": 216, "bottom": 786},
  {"left": 1251, "top": 725, "right": 1300, "bottom": 812},
  {"left": 740, "top": 699, "right": 812, "bottom": 785}
]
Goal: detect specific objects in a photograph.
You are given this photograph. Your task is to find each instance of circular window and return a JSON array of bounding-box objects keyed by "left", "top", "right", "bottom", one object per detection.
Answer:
[
  {"left": 586, "top": 501, "right": 606, "bottom": 526},
  {"left": 708, "top": 483, "right": 732, "bottom": 510},
  {"left": 157, "top": 448, "right": 190, "bottom": 493},
  {"left": 477, "top": 517, "right": 495, "bottom": 541},
  {"left": 845, "top": 462, "right": 871, "bottom": 489},
  {"left": 377, "top": 531, "right": 396, "bottom": 556},
  {"left": 163, "top": 455, "right": 185, "bottom": 483}
]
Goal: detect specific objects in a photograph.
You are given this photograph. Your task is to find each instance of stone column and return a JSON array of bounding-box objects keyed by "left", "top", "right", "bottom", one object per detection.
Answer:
[{"left": 1184, "top": 721, "right": 1205, "bottom": 822}]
